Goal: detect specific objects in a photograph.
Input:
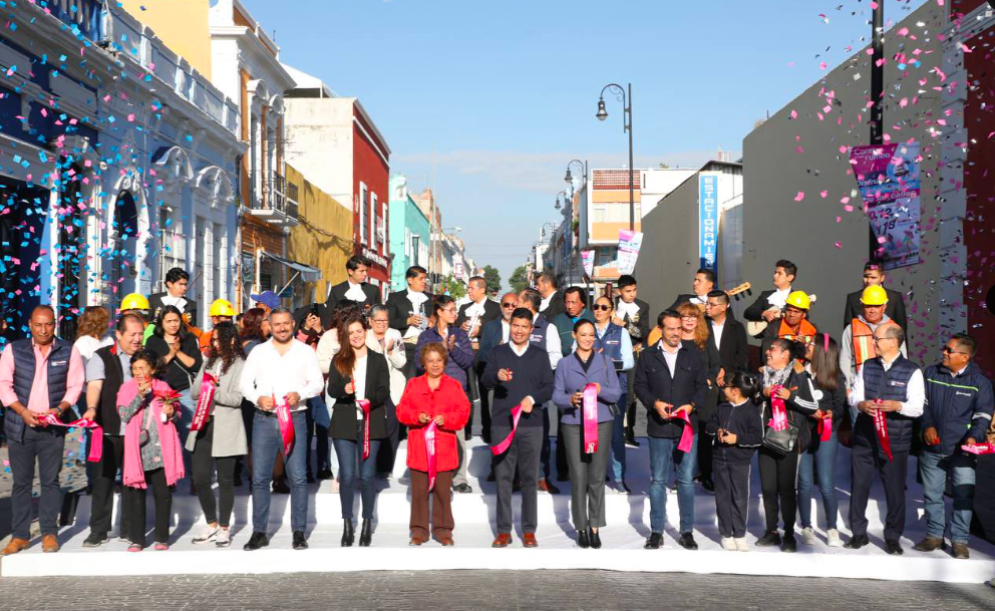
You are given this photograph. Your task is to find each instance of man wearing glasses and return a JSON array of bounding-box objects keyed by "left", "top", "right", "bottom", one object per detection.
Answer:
[
  {"left": 914, "top": 333, "right": 993, "bottom": 559},
  {"left": 846, "top": 322, "right": 924, "bottom": 555}
]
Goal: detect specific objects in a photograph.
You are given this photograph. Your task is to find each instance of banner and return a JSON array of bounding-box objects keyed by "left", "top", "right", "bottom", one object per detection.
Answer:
[
  {"left": 849, "top": 142, "right": 921, "bottom": 270},
  {"left": 617, "top": 230, "right": 643, "bottom": 275},
  {"left": 698, "top": 173, "right": 719, "bottom": 272},
  {"left": 581, "top": 250, "right": 595, "bottom": 278}
]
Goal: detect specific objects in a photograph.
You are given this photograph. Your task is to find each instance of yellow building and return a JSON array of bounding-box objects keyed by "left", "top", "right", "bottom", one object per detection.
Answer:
[
  {"left": 118, "top": 0, "right": 212, "bottom": 78},
  {"left": 285, "top": 164, "right": 354, "bottom": 305}
]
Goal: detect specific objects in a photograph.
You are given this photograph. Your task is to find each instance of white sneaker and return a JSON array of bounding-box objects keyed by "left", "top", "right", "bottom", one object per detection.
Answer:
[
  {"left": 215, "top": 527, "right": 231, "bottom": 548},
  {"left": 721, "top": 537, "right": 737, "bottom": 551},
  {"left": 801, "top": 527, "right": 817, "bottom": 546},
  {"left": 192, "top": 524, "right": 220, "bottom": 544},
  {"left": 734, "top": 537, "right": 749, "bottom": 551},
  {"left": 827, "top": 529, "right": 843, "bottom": 548}
]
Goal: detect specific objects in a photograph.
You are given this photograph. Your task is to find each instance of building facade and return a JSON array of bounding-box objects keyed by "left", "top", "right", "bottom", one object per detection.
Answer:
[{"left": 389, "top": 175, "right": 431, "bottom": 291}]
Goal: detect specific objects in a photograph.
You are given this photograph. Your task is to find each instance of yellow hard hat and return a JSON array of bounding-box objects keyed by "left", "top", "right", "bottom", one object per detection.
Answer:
[
  {"left": 121, "top": 293, "right": 150, "bottom": 311},
  {"left": 785, "top": 291, "right": 811, "bottom": 310},
  {"left": 209, "top": 299, "right": 236, "bottom": 317},
  {"left": 860, "top": 285, "right": 889, "bottom": 306}
]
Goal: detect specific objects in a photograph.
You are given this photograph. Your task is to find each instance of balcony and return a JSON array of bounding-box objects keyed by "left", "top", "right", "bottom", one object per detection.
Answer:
[
  {"left": 50, "top": 0, "right": 105, "bottom": 42},
  {"left": 247, "top": 172, "right": 299, "bottom": 227}
]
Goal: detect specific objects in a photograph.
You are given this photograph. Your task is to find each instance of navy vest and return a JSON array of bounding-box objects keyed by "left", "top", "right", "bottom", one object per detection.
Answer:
[
  {"left": 594, "top": 323, "right": 625, "bottom": 369},
  {"left": 859, "top": 355, "right": 919, "bottom": 449},
  {"left": 4, "top": 338, "right": 72, "bottom": 442},
  {"left": 529, "top": 315, "right": 549, "bottom": 349}
]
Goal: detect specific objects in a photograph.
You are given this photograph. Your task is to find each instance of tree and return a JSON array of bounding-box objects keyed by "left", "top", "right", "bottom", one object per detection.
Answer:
[
  {"left": 482, "top": 265, "right": 502, "bottom": 295},
  {"left": 445, "top": 274, "right": 467, "bottom": 299},
  {"left": 509, "top": 265, "right": 529, "bottom": 294}
]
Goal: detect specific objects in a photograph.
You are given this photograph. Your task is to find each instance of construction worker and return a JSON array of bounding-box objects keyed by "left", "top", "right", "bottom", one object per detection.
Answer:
[
  {"left": 120, "top": 293, "right": 153, "bottom": 344},
  {"left": 199, "top": 299, "right": 236, "bottom": 355},
  {"left": 839, "top": 285, "right": 907, "bottom": 391},
  {"left": 760, "top": 291, "right": 816, "bottom": 354}
]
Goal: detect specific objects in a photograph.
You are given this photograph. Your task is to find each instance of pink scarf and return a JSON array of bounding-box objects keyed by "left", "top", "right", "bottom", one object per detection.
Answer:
[{"left": 119, "top": 379, "right": 186, "bottom": 489}]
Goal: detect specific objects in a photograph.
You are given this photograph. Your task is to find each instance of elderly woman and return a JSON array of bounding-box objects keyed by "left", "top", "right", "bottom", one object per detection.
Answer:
[
  {"left": 553, "top": 318, "right": 622, "bottom": 549},
  {"left": 396, "top": 343, "right": 470, "bottom": 546},
  {"left": 367, "top": 304, "right": 407, "bottom": 479}
]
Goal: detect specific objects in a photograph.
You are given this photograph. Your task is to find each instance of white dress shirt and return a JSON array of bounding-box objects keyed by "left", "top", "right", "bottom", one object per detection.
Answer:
[
  {"left": 465, "top": 298, "right": 487, "bottom": 336},
  {"left": 711, "top": 321, "right": 725, "bottom": 351},
  {"left": 540, "top": 290, "right": 558, "bottom": 313},
  {"left": 616, "top": 299, "right": 639, "bottom": 320},
  {"left": 767, "top": 287, "right": 791, "bottom": 310},
  {"left": 240, "top": 338, "right": 324, "bottom": 412},
  {"left": 659, "top": 342, "right": 681, "bottom": 377},
  {"left": 533, "top": 313, "right": 562, "bottom": 370},
  {"left": 848, "top": 354, "right": 925, "bottom": 418},
  {"left": 344, "top": 281, "right": 367, "bottom": 302},
  {"left": 160, "top": 294, "right": 188, "bottom": 311},
  {"left": 353, "top": 355, "right": 369, "bottom": 416},
  {"left": 500, "top": 319, "right": 511, "bottom": 344},
  {"left": 403, "top": 289, "right": 430, "bottom": 339}
]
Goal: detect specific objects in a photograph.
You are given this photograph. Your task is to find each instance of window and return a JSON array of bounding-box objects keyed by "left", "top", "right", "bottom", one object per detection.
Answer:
[
  {"left": 371, "top": 192, "right": 379, "bottom": 246},
  {"left": 359, "top": 182, "right": 368, "bottom": 244},
  {"left": 596, "top": 246, "right": 615, "bottom": 267},
  {"left": 411, "top": 235, "right": 420, "bottom": 267}
]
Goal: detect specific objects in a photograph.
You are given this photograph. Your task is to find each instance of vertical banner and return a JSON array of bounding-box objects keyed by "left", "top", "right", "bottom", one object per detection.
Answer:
[
  {"left": 698, "top": 174, "right": 719, "bottom": 272},
  {"left": 581, "top": 250, "right": 595, "bottom": 277},
  {"left": 849, "top": 141, "right": 921, "bottom": 270},
  {"left": 617, "top": 230, "right": 643, "bottom": 275}
]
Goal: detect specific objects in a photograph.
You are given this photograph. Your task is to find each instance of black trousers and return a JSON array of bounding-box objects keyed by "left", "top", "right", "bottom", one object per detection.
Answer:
[
  {"left": 89, "top": 433, "right": 129, "bottom": 536},
  {"left": 129, "top": 468, "right": 172, "bottom": 546},
  {"left": 471, "top": 362, "right": 492, "bottom": 442},
  {"left": 697, "top": 387, "right": 720, "bottom": 482},
  {"left": 376, "top": 398, "right": 401, "bottom": 475},
  {"left": 494, "top": 425, "right": 542, "bottom": 534},
  {"left": 714, "top": 458, "right": 751, "bottom": 538},
  {"left": 305, "top": 398, "right": 331, "bottom": 476},
  {"left": 8, "top": 426, "right": 65, "bottom": 539},
  {"left": 191, "top": 419, "right": 239, "bottom": 528},
  {"left": 850, "top": 432, "right": 910, "bottom": 540},
  {"left": 758, "top": 446, "right": 798, "bottom": 534},
  {"left": 626, "top": 352, "right": 640, "bottom": 436}
]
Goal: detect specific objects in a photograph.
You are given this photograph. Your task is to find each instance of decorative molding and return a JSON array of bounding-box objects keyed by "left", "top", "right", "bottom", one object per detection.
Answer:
[{"left": 195, "top": 165, "right": 236, "bottom": 207}]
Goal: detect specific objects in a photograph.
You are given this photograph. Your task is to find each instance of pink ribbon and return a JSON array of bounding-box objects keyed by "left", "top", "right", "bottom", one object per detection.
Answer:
[
  {"left": 768, "top": 386, "right": 789, "bottom": 431},
  {"left": 358, "top": 399, "right": 372, "bottom": 460},
  {"left": 582, "top": 383, "right": 599, "bottom": 454},
  {"left": 818, "top": 413, "right": 832, "bottom": 442},
  {"left": 491, "top": 404, "right": 524, "bottom": 456},
  {"left": 872, "top": 401, "right": 893, "bottom": 461},
  {"left": 273, "top": 394, "right": 295, "bottom": 458},
  {"left": 38, "top": 413, "right": 103, "bottom": 462},
  {"left": 961, "top": 443, "right": 995, "bottom": 455},
  {"left": 190, "top": 372, "right": 217, "bottom": 432},
  {"left": 675, "top": 409, "right": 694, "bottom": 453},
  {"left": 424, "top": 421, "right": 438, "bottom": 491}
]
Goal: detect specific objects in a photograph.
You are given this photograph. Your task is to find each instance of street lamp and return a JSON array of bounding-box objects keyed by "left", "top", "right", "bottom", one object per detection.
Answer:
[
  {"left": 554, "top": 190, "right": 569, "bottom": 211},
  {"left": 564, "top": 159, "right": 588, "bottom": 190},
  {"left": 596, "top": 83, "right": 635, "bottom": 231}
]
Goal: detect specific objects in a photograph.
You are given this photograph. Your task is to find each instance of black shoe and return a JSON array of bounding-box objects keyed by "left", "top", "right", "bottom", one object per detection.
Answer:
[
  {"left": 625, "top": 432, "right": 640, "bottom": 448},
  {"left": 82, "top": 531, "right": 108, "bottom": 548},
  {"left": 292, "top": 531, "right": 308, "bottom": 550},
  {"left": 453, "top": 483, "right": 473, "bottom": 494},
  {"left": 341, "top": 520, "right": 355, "bottom": 547},
  {"left": 577, "top": 529, "right": 590, "bottom": 549},
  {"left": 678, "top": 532, "right": 698, "bottom": 550},
  {"left": 844, "top": 534, "right": 870, "bottom": 550},
  {"left": 316, "top": 469, "right": 334, "bottom": 481},
  {"left": 755, "top": 530, "right": 782, "bottom": 547},
  {"left": 243, "top": 531, "right": 269, "bottom": 551},
  {"left": 701, "top": 479, "right": 715, "bottom": 493},
  {"left": 359, "top": 519, "right": 373, "bottom": 547},
  {"left": 589, "top": 528, "right": 602, "bottom": 549},
  {"left": 885, "top": 539, "right": 904, "bottom": 555},
  {"left": 782, "top": 534, "right": 798, "bottom": 553},
  {"left": 306, "top": 473, "right": 315, "bottom": 484},
  {"left": 644, "top": 532, "right": 663, "bottom": 549}
]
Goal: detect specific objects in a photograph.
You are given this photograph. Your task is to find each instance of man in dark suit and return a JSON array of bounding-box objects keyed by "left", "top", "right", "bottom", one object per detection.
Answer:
[
  {"left": 843, "top": 262, "right": 908, "bottom": 334},
  {"left": 385, "top": 266, "right": 433, "bottom": 379},
  {"left": 536, "top": 271, "right": 565, "bottom": 322},
  {"left": 457, "top": 276, "right": 502, "bottom": 442},
  {"left": 613, "top": 274, "right": 651, "bottom": 448},
  {"left": 634, "top": 309, "right": 708, "bottom": 551},
  {"left": 668, "top": 268, "right": 716, "bottom": 311},
  {"left": 743, "top": 259, "right": 796, "bottom": 337},
  {"left": 325, "top": 255, "right": 382, "bottom": 315},
  {"left": 148, "top": 267, "right": 198, "bottom": 328}
]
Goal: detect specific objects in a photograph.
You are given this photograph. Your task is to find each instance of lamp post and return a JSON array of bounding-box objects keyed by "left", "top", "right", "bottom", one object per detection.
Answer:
[
  {"left": 596, "top": 83, "right": 634, "bottom": 231},
  {"left": 554, "top": 190, "right": 569, "bottom": 211},
  {"left": 564, "top": 159, "right": 588, "bottom": 193}
]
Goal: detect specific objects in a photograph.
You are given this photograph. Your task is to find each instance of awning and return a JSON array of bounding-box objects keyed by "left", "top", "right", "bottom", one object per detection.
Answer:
[{"left": 261, "top": 252, "right": 322, "bottom": 283}]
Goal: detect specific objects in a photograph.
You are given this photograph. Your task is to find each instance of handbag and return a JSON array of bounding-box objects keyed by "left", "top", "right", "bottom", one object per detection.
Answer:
[{"left": 761, "top": 401, "right": 799, "bottom": 455}]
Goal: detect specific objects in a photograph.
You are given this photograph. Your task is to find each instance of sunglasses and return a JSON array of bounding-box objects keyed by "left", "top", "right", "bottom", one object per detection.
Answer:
[
  {"left": 942, "top": 346, "right": 968, "bottom": 355},
  {"left": 502, "top": 302, "right": 517, "bottom": 308},
  {"left": 592, "top": 304, "right": 612, "bottom": 311}
]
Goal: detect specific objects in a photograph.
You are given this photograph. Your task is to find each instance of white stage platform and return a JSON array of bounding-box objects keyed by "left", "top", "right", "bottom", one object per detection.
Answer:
[{"left": 2, "top": 438, "right": 993, "bottom": 583}]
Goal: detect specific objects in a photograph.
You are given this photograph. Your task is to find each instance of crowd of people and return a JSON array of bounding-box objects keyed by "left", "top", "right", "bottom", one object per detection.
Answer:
[{"left": 0, "top": 256, "right": 992, "bottom": 561}]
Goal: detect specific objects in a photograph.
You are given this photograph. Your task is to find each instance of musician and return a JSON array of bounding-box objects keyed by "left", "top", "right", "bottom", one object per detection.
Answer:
[
  {"left": 149, "top": 268, "right": 198, "bottom": 331},
  {"left": 744, "top": 259, "right": 796, "bottom": 337},
  {"left": 325, "top": 256, "right": 382, "bottom": 317},
  {"left": 614, "top": 274, "right": 650, "bottom": 449}
]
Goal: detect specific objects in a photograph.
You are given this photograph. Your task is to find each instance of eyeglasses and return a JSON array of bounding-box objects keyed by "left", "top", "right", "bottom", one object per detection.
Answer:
[
  {"left": 372, "top": 318, "right": 389, "bottom": 324},
  {"left": 501, "top": 302, "right": 517, "bottom": 308},
  {"left": 872, "top": 336, "right": 896, "bottom": 344},
  {"left": 681, "top": 315, "right": 698, "bottom": 321},
  {"left": 942, "top": 346, "right": 968, "bottom": 355},
  {"left": 591, "top": 304, "right": 612, "bottom": 311}
]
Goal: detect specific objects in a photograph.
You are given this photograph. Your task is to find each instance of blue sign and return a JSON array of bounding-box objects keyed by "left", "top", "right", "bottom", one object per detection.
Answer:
[{"left": 698, "top": 175, "right": 718, "bottom": 272}]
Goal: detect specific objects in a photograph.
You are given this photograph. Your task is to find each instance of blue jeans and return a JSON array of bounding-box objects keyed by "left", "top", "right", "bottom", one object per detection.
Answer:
[
  {"left": 797, "top": 427, "right": 839, "bottom": 530},
  {"left": 920, "top": 450, "right": 976, "bottom": 544},
  {"left": 648, "top": 433, "right": 698, "bottom": 534},
  {"left": 333, "top": 432, "right": 382, "bottom": 521},
  {"left": 251, "top": 410, "right": 308, "bottom": 533},
  {"left": 610, "top": 381, "right": 627, "bottom": 483}
]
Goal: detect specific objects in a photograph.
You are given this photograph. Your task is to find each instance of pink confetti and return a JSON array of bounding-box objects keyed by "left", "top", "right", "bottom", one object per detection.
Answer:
[
  {"left": 834, "top": 242, "right": 843, "bottom": 249},
  {"left": 794, "top": 192, "right": 805, "bottom": 202}
]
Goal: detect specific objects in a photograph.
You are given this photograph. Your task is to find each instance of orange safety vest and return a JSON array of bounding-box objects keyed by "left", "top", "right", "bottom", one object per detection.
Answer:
[
  {"left": 851, "top": 318, "right": 877, "bottom": 372},
  {"left": 778, "top": 318, "right": 817, "bottom": 343}
]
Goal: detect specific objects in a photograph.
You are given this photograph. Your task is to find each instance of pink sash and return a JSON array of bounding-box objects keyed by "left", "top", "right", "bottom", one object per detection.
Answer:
[
  {"left": 961, "top": 442, "right": 995, "bottom": 455},
  {"left": 191, "top": 372, "right": 217, "bottom": 432},
  {"left": 359, "top": 399, "right": 372, "bottom": 460},
  {"left": 39, "top": 414, "right": 103, "bottom": 462},
  {"left": 582, "top": 384, "right": 599, "bottom": 454},
  {"left": 768, "top": 386, "right": 789, "bottom": 431},
  {"left": 273, "top": 395, "right": 295, "bottom": 457},
  {"left": 818, "top": 413, "right": 832, "bottom": 442},
  {"left": 872, "top": 402, "right": 893, "bottom": 461},
  {"left": 424, "top": 421, "right": 438, "bottom": 491},
  {"left": 491, "top": 404, "right": 524, "bottom": 456},
  {"left": 675, "top": 409, "right": 694, "bottom": 453}
]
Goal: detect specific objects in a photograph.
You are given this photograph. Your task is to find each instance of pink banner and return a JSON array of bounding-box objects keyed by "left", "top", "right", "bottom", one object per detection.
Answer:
[
  {"left": 675, "top": 409, "right": 694, "bottom": 453},
  {"left": 359, "top": 399, "right": 372, "bottom": 460},
  {"left": 191, "top": 372, "right": 217, "bottom": 432},
  {"left": 818, "top": 413, "right": 832, "bottom": 442},
  {"left": 582, "top": 383, "right": 599, "bottom": 454},
  {"left": 873, "top": 401, "right": 892, "bottom": 461},
  {"left": 768, "top": 386, "right": 789, "bottom": 431},
  {"left": 961, "top": 443, "right": 995, "bottom": 455},
  {"left": 424, "top": 421, "right": 438, "bottom": 492},
  {"left": 38, "top": 414, "right": 103, "bottom": 462},
  {"left": 491, "top": 404, "right": 524, "bottom": 456},
  {"left": 273, "top": 395, "right": 295, "bottom": 458}
]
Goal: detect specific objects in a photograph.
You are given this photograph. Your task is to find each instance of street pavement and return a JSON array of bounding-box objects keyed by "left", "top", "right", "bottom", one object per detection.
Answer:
[{"left": 0, "top": 571, "right": 992, "bottom": 610}]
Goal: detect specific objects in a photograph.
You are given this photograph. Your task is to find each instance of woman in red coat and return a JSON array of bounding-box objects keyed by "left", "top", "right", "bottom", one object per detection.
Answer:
[{"left": 396, "top": 342, "right": 470, "bottom": 546}]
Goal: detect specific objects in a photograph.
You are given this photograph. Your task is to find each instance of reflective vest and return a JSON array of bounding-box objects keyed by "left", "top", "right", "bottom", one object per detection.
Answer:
[
  {"left": 778, "top": 318, "right": 817, "bottom": 343},
  {"left": 851, "top": 318, "right": 877, "bottom": 373}
]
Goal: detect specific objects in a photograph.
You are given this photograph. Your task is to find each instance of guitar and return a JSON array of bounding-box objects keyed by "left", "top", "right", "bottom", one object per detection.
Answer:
[
  {"left": 646, "top": 282, "right": 754, "bottom": 345},
  {"left": 745, "top": 293, "right": 818, "bottom": 338}
]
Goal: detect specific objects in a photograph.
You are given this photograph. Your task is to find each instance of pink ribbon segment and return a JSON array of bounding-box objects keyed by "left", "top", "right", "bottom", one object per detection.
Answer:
[
  {"left": 872, "top": 402, "right": 893, "bottom": 461},
  {"left": 768, "top": 386, "right": 789, "bottom": 431},
  {"left": 582, "top": 383, "right": 599, "bottom": 454},
  {"left": 961, "top": 443, "right": 995, "bottom": 455},
  {"left": 359, "top": 399, "right": 372, "bottom": 460},
  {"left": 491, "top": 404, "right": 524, "bottom": 456},
  {"left": 818, "top": 413, "right": 832, "bottom": 442},
  {"left": 675, "top": 409, "right": 694, "bottom": 453},
  {"left": 38, "top": 414, "right": 103, "bottom": 462},
  {"left": 273, "top": 394, "right": 295, "bottom": 458},
  {"left": 424, "top": 420, "right": 438, "bottom": 491},
  {"left": 191, "top": 372, "right": 217, "bottom": 432}
]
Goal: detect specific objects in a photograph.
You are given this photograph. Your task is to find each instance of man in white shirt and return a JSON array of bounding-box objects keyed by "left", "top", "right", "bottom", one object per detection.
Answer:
[
  {"left": 536, "top": 271, "right": 564, "bottom": 322},
  {"left": 240, "top": 308, "right": 324, "bottom": 552},
  {"left": 845, "top": 322, "right": 924, "bottom": 556},
  {"left": 325, "top": 255, "right": 382, "bottom": 314},
  {"left": 386, "top": 266, "right": 434, "bottom": 379},
  {"left": 148, "top": 267, "right": 198, "bottom": 330},
  {"left": 743, "top": 259, "right": 796, "bottom": 333},
  {"left": 457, "top": 276, "right": 501, "bottom": 442}
]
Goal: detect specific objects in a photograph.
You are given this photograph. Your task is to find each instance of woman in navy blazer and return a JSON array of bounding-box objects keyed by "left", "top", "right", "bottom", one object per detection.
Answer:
[{"left": 553, "top": 319, "right": 622, "bottom": 549}]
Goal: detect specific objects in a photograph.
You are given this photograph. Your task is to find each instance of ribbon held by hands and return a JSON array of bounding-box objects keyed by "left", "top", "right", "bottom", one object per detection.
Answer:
[
  {"left": 38, "top": 413, "right": 103, "bottom": 462},
  {"left": 491, "top": 404, "right": 524, "bottom": 456},
  {"left": 675, "top": 409, "right": 694, "bottom": 453},
  {"left": 582, "top": 384, "right": 599, "bottom": 454},
  {"left": 872, "top": 401, "right": 892, "bottom": 461},
  {"left": 273, "top": 394, "right": 295, "bottom": 458},
  {"left": 191, "top": 372, "right": 217, "bottom": 432},
  {"left": 961, "top": 442, "right": 995, "bottom": 455},
  {"left": 424, "top": 421, "right": 438, "bottom": 491},
  {"left": 768, "top": 386, "right": 789, "bottom": 431},
  {"left": 358, "top": 399, "right": 372, "bottom": 460}
]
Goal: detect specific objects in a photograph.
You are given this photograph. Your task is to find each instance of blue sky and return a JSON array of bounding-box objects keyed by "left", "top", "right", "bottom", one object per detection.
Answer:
[{"left": 244, "top": 0, "right": 929, "bottom": 285}]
